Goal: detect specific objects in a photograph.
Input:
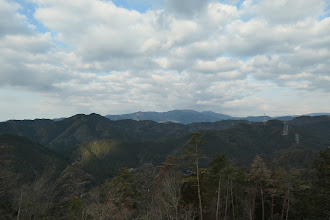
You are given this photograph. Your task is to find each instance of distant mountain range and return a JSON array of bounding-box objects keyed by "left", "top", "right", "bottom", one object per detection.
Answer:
[
  {"left": 105, "top": 110, "right": 233, "bottom": 124},
  {"left": 105, "top": 109, "right": 330, "bottom": 124}
]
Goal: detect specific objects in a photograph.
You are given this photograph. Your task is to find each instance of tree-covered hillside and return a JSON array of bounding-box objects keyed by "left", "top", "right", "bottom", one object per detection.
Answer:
[
  {"left": 0, "top": 115, "right": 329, "bottom": 219},
  {"left": 0, "top": 113, "right": 247, "bottom": 150}
]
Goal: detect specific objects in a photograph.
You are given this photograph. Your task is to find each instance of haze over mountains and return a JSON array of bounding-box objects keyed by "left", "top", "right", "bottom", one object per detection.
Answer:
[{"left": 105, "top": 109, "right": 330, "bottom": 124}]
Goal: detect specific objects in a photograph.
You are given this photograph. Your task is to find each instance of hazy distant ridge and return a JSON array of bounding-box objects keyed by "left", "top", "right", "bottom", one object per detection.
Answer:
[
  {"left": 105, "top": 110, "right": 330, "bottom": 124},
  {"left": 106, "top": 110, "right": 233, "bottom": 124}
]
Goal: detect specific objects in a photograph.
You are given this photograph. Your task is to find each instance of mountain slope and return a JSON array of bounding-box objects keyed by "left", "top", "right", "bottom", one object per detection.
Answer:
[
  {"left": 1, "top": 116, "right": 329, "bottom": 184},
  {"left": 64, "top": 117, "right": 330, "bottom": 182},
  {"left": 0, "top": 113, "right": 247, "bottom": 150},
  {"left": 0, "top": 134, "right": 65, "bottom": 182}
]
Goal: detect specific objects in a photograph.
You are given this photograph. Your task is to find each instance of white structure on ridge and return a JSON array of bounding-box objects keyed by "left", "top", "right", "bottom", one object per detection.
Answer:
[
  {"left": 282, "top": 121, "right": 289, "bottom": 135},
  {"left": 295, "top": 133, "right": 300, "bottom": 144}
]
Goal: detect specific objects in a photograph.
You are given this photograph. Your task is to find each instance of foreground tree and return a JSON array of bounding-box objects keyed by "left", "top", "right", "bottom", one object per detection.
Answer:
[
  {"left": 185, "top": 133, "right": 205, "bottom": 220},
  {"left": 209, "top": 153, "right": 228, "bottom": 220},
  {"left": 311, "top": 148, "right": 330, "bottom": 219},
  {"left": 154, "top": 156, "right": 183, "bottom": 220},
  {"left": 249, "top": 155, "right": 271, "bottom": 220},
  {"left": 206, "top": 153, "right": 232, "bottom": 220}
]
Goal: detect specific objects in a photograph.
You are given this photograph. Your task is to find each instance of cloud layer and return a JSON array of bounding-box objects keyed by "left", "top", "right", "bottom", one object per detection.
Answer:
[{"left": 0, "top": 0, "right": 329, "bottom": 120}]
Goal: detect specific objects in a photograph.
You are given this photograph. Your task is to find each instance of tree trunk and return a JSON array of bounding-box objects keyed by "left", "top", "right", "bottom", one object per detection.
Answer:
[
  {"left": 17, "top": 187, "right": 23, "bottom": 220},
  {"left": 260, "top": 183, "right": 265, "bottom": 220},
  {"left": 281, "top": 196, "right": 288, "bottom": 220},
  {"left": 231, "top": 178, "right": 235, "bottom": 220},
  {"left": 271, "top": 194, "right": 274, "bottom": 220},
  {"left": 224, "top": 177, "right": 230, "bottom": 220},
  {"left": 196, "top": 143, "right": 203, "bottom": 220},
  {"left": 216, "top": 173, "right": 221, "bottom": 220},
  {"left": 252, "top": 194, "right": 255, "bottom": 220},
  {"left": 286, "top": 189, "right": 290, "bottom": 220}
]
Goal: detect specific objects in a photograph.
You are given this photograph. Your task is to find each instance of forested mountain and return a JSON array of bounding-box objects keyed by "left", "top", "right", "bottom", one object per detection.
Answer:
[
  {"left": 1, "top": 114, "right": 329, "bottom": 219},
  {"left": 0, "top": 113, "right": 247, "bottom": 150},
  {"left": 1, "top": 114, "right": 329, "bottom": 178},
  {"left": 0, "top": 134, "right": 65, "bottom": 180}
]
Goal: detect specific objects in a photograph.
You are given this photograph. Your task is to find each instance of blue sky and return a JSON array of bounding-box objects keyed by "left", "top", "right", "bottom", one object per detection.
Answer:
[
  {"left": 0, "top": 0, "right": 330, "bottom": 121},
  {"left": 112, "top": 0, "right": 155, "bottom": 12},
  {"left": 15, "top": 1, "right": 47, "bottom": 32}
]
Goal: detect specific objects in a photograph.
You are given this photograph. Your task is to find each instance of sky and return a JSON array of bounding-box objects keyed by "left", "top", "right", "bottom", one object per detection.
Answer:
[{"left": 0, "top": 0, "right": 330, "bottom": 121}]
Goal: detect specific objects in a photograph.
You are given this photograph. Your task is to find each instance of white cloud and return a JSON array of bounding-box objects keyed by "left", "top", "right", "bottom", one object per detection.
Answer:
[
  {"left": 164, "top": 0, "right": 212, "bottom": 18},
  {"left": 193, "top": 57, "right": 244, "bottom": 76},
  {"left": 0, "top": 33, "right": 52, "bottom": 53},
  {"left": 0, "top": 0, "right": 32, "bottom": 36},
  {"left": 241, "top": 0, "right": 326, "bottom": 23},
  {"left": 0, "top": 0, "right": 329, "bottom": 120}
]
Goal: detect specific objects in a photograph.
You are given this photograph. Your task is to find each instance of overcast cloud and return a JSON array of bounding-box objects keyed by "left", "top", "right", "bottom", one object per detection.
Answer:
[{"left": 0, "top": 0, "right": 329, "bottom": 121}]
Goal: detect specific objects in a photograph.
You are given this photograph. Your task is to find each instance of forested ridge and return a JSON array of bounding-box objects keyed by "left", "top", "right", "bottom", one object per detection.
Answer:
[{"left": 0, "top": 114, "right": 329, "bottom": 219}]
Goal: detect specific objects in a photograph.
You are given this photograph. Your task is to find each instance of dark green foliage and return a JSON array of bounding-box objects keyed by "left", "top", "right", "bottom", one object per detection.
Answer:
[
  {"left": 107, "top": 168, "right": 137, "bottom": 210},
  {"left": 0, "top": 115, "right": 330, "bottom": 219},
  {"left": 309, "top": 148, "right": 330, "bottom": 219},
  {"left": 68, "top": 197, "right": 89, "bottom": 220},
  {"left": 0, "top": 134, "right": 65, "bottom": 180},
  {"left": 54, "top": 161, "right": 94, "bottom": 205},
  {"left": 209, "top": 153, "right": 228, "bottom": 174},
  {"left": 71, "top": 139, "right": 185, "bottom": 182}
]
